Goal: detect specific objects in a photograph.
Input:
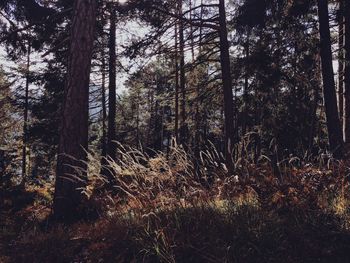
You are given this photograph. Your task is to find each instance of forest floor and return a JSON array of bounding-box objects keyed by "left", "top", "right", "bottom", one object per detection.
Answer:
[
  {"left": 0, "top": 209, "right": 12, "bottom": 262},
  {"left": 1, "top": 156, "right": 350, "bottom": 262}
]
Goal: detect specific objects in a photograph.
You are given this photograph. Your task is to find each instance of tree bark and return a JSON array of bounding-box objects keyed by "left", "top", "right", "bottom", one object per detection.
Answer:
[
  {"left": 219, "top": 0, "right": 235, "bottom": 172},
  {"left": 344, "top": 0, "right": 350, "bottom": 150},
  {"left": 53, "top": 0, "right": 97, "bottom": 221},
  {"left": 317, "top": 0, "right": 344, "bottom": 158}
]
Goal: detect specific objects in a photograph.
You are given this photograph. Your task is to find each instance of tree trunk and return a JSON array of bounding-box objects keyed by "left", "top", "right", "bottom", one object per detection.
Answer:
[
  {"left": 53, "top": 0, "right": 97, "bottom": 221},
  {"left": 21, "top": 41, "right": 31, "bottom": 187},
  {"left": 219, "top": 0, "right": 235, "bottom": 172},
  {"left": 338, "top": 0, "right": 344, "bottom": 129},
  {"left": 199, "top": 0, "right": 208, "bottom": 144},
  {"left": 101, "top": 50, "right": 107, "bottom": 159},
  {"left": 107, "top": 6, "right": 117, "bottom": 161},
  {"left": 136, "top": 90, "right": 140, "bottom": 147},
  {"left": 178, "top": 0, "right": 187, "bottom": 146},
  {"left": 193, "top": 0, "right": 201, "bottom": 177},
  {"left": 344, "top": 0, "right": 350, "bottom": 150},
  {"left": 189, "top": 0, "right": 195, "bottom": 60},
  {"left": 100, "top": 5, "right": 119, "bottom": 187},
  {"left": 154, "top": 74, "right": 162, "bottom": 151},
  {"left": 174, "top": 21, "right": 179, "bottom": 142},
  {"left": 317, "top": 0, "right": 344, "bottom": 158},
  {"left": 242, "top": 30, "right": 250, "bottom": 136}
]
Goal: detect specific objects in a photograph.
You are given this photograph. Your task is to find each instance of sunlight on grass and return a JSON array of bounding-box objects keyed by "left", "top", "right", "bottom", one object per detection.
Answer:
[{"left": 2, "top": 143, "right": 350, "bottom": 263}]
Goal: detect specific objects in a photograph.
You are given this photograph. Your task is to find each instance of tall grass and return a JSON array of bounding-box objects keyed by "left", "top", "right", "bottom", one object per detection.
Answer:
[
  {"left": 71, "top": 140, "right": 349, "bottom": 240},
  {"left": 5, "top": 140, "right": 350, "bottom": 263}
]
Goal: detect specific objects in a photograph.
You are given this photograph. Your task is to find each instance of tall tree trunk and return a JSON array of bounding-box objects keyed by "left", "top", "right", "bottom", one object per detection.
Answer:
[
  {"left": 242, "top": 30, "right": 250, "bottom": 136},
  {"left": 189, "top": 0, "right": 195, "bottom": 60},
  {"left": 193, "top": 0, "right": 201, "bottom": 177},
  {"left": 148, "top": 88, "right": 155, "bottom": 147},
  {"left": 154, "top": 74, "right": 162, "bottom": 151},
  {"left": 136, "top": 90, "right": 140, "bottom": 147},
  {"left": 338, "top": 0, "right": 344, "bottom": 130},
  {"left": 107, "top": 6, "right": 117, "bottom": 161},
  {"left": 344, "top": 0, "right": 350, "bottom": 150},
  {"left": 100, "top": 50, "right": 109, "bottom": 179},
  {"left": 218, "top": 0, "right": 235, "bottom": 172},
  {"left": 317, "top": 0, "right": 344, "bottom": 158},
  {"left": 199, "top": 0, "right": 208, "bottom": 144},
  {"left": 174, "top": 21, "right": 179, "bottom": 142},
  {"left": 21, "top": 41, "right": 30, "bottom": 187},
  {"left": 179, "top": 0, "right": 187, "bottom": 146},
  {"left": 101, "top": 5, "right": 119, "bottom": 187},
  {"left": 101, "top": 50, "right": 107, "bottom": 159},
  {"left": 53, "top": 0, "right": 97, "bottom": 221}
]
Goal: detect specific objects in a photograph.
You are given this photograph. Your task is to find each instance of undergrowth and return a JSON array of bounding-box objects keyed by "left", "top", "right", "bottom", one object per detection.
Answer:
[{"left": 1, "top": 141, "right": 350, "bottom": 262}]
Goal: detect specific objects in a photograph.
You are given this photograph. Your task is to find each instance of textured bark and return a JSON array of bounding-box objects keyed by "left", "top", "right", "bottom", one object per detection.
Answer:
[
  {"left": 219, "top": 0, "right": 235, "bottom": 172},
  {"left": 53, "top": 0, "right": 97, "bottom": 221},
  {"left": 344, "top": 0, "right": 350, "bottom": 148},
  {"left": 317, "top": 0, "right": 344, "bottom": 158}
]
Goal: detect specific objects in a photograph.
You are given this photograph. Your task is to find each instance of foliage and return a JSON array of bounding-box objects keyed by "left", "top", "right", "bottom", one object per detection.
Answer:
[
  {"left": 0, "top": 68, "right": 22, "bottom": 185},
  {"left": 1, "top": 145, "right": 350, "bottom": 262}
]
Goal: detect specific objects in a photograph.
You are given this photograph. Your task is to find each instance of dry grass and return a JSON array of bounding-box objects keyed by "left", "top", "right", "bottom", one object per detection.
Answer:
[{"left": 2, "top": 142, "right": 350, "bottom": 262}]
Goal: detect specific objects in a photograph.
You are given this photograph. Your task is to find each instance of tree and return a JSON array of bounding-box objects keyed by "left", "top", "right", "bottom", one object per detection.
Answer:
[
  {"left": 107, "top": 4, "right": 117, "bottom": 162},
  {"left": 21, "top": 40, "right": 31, "bottom": 187},
  {"left": 0, "top": 68, "right": 21, "bottom": 187},
  {"left": 178, "top": 0, "right": 187, "bottom": 146},
  {"left": 317, "top": 0, "right": 344, "bottom": 158},
  {"left": 174, "top": 17, "right": 179, "bottom": 142},
  {"left": 219, "top": 0, "right": 235, "bottom": 172},
  {"left": 344, "top": 0, "right": 350, "bottom": 151},
  {"left": 53, "top": 0, "right": 97, "bottom": 221},
  {"left": 338, "top": 0, "right": 344, "bottom": 129},
  {"left": 100, "top": 49, "right": 107, "bottom": 160}
]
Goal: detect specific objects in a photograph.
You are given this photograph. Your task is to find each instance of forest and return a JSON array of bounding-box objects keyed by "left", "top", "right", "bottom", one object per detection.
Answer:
[{"left": 1, "top": 0, "right": 350, "bottom": 262}]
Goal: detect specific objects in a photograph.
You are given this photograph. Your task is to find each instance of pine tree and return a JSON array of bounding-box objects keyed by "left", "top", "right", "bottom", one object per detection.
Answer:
[
  {"left": 53, "top": 0, "right": 97, "bottom": 221},
  {"left": 344, "top": 0, "right": 350, "bottom": 151},
  {"left": 219, "top": 0, "right": 235, "bottom": 172},
  {"left": 317, "top": 0, "right": 344, "bottom": 158}
]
